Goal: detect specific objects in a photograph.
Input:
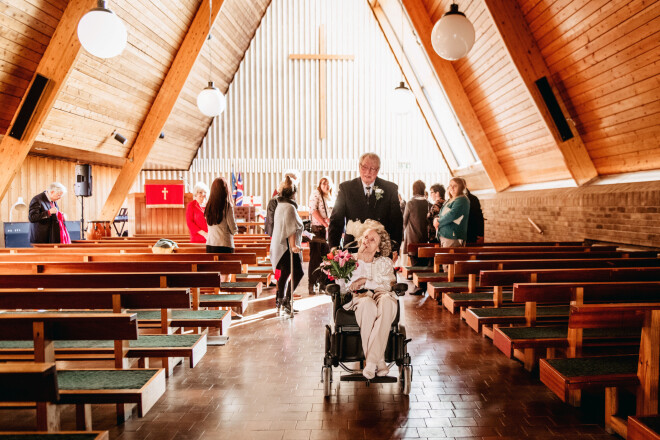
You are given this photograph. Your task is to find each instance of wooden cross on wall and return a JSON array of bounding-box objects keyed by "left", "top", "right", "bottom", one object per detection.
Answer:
[{"left": 289, "top": 25, "right": 354, "bottom": 139}]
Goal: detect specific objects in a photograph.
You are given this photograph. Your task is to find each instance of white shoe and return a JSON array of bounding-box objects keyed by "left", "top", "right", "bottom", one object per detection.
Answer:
[
  {"left": 376, "top": 360, "right": 390, "bottom": 377},
  {"left": 362, "top": 363, "right": 376, "bottom": 380}
]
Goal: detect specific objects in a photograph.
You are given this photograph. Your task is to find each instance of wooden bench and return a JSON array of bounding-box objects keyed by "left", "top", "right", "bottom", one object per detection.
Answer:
[
  {"left": 465, "top": 267, "right": 660, "bottom": 338},
  {"left": 629, "top": 416, "right": 660, "bottom": 440},
  {"left": 540, "top": 303, "right": 660, "bottom": 437},
  {"left": 493, "top": 281, "right": 660, "bottom": 371},
  {"left": 0, "top": 288, "right": 208, "bottom": 369},
  {"left": 0, "top": 312, "right": 166, "bottom": 428}
]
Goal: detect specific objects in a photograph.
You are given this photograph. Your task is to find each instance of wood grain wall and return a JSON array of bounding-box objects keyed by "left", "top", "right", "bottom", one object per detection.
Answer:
[{"left": 0, "top": 155, "right": 120, "bottom": 245}]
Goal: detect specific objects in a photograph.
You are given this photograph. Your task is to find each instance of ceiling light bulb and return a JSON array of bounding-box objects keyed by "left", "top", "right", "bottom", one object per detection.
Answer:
[
  {"left": 197, "top": 82, "right": 226, "bottom": 117},
  {"left": 77, "top": 0, "right": 127, "bottom": 59},
  {"left": 393, "top": 82, "right": 414, "bottom": 114},
  {"left": 431, "top": 3, "right": 475, "bottom": 61}
]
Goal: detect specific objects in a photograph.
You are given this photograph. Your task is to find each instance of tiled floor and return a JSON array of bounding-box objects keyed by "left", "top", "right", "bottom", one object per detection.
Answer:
[{"left": 0, "top": 274, "right": 619, "bottom": 439}]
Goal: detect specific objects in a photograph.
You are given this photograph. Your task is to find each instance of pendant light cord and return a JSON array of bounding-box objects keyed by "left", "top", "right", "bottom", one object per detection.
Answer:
[{"left": 208, "top": 0, "right": 213, "bottom": 83}]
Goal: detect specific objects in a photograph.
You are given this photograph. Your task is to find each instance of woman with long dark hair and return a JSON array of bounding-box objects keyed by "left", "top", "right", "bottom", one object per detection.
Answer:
[
  {"left": 204, "top": 177, "right": 238, "bottom": 253},
  {"left": 307, "top": 176, "right": 334, "bottom": 295}
]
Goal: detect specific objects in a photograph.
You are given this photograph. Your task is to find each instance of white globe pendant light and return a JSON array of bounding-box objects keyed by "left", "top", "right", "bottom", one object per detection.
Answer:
[
  {"left": 77, "top": 0, "right": 127, "bottom": 59},
  {"left": 393, "top": 81, "right": 414, "bottom": 114},
  {"left": 197, "top": 81, "right": 226, "bottom": 117},
  {"left": 197, "top": 0, "right": 226, "bottom": 117},
  {"left": 431, "top": 3, "right": 475, "bottom": 61}
]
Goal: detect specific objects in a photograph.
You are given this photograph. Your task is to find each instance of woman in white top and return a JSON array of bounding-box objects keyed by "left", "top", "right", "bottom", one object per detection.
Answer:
[
  {"left": 204, "top": 177, "right": 238, "bottom": 253},
  {"left": 337, "top": 224, "right": 397, "bottom": 380},
  {"left": 308, "top": 176, "right": 334, "bottom": 294}
]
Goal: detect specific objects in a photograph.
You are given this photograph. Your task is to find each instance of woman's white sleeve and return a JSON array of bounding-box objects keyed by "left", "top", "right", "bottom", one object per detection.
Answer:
[{"left": 363, "top": 258, "right": 395, "bottom": 291}]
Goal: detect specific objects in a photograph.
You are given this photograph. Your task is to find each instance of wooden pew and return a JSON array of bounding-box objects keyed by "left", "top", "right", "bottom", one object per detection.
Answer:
[
  {"left": 629, "top": 416, "right": 660, "bottom": 440},
  {"left": 465, "top": 267, "right": 660, "bottom": 338},
  {"left": 0, "top": 312, "right": 166, "bottom": 428},
  {"left": 492, "top": 281, "right": 660, "bottom": 371},
  {"left": 407, "top": 241, "right": 588, "bottom": 258},
  {"left": 539, "top": 303, "right": 660, "bottom": 437},
  {"left": 0, "top": 288, "right": 208, "bottom": 369},
  {"left": 0, "top": 247, "right": 271, "bottom": 258}
]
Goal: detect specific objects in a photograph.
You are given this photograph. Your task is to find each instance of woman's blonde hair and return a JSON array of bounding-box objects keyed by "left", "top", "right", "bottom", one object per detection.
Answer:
[
  {"left": 350, "top": 219, "right": 392, "bottom": 257},
  {"left": 449, "top": 177, "right": 466, "bottom": 199}
]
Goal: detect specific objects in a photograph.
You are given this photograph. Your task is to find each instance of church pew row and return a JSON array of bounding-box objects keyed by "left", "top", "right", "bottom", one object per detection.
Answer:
[
  {"left": 0, "top": 273, "right": 231, "bottom": 334},
  {"left": 0, "top": 313, "right": 166, "bottom": 429},
  {"left": 406, "top": 241, "right": 588, "bottom": 257},
  {"left": 464, "top": 267, "right": 660, "bottom": 339},
  {"left": 0, "top": 363, "right": 110, "bottom": 438},
  {"left": 1, "top": 246, "right": 270, "bottom": 259},
  {"left": 0, "top": 288, "right": 207, "bottom": 368},
  {"left": 492, "top": 281, "right": 660, "bottom": 371},
  {"left": 539, "top": 303, "right": 660, "bottom": 437}
]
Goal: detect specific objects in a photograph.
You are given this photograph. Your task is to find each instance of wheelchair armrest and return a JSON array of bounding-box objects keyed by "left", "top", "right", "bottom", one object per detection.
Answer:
[
  {"left": 325, "top": 283, "right": 341, "bottom": 297},
  {"left": 393, "top": 283, "right": 408, "bottom": 296}
]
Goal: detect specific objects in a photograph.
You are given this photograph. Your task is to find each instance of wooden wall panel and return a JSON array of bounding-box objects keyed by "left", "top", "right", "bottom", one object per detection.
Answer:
[
  {"left": 0, "top": 155, "right": 120, "bottom": 245},
  {"left": 127, "top": 193, "right": 192, "bottom": 236},
  {"left": 422, "top": 0, "right": 571, "bottom": 185},
  {"left": 524, "top": 0, "right": 660, "bottom": 175}
]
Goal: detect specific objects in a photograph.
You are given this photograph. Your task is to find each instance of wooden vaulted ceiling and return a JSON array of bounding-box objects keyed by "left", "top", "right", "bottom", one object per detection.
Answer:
[
  {"left": 0, "top": 0, "right": 270, "bottom": 171},
  {"left": 410, "top": 0, "right": 660, "bottom": 187},
  {"left": 0, "top": 0, "right": 658, "bottom": 190}
]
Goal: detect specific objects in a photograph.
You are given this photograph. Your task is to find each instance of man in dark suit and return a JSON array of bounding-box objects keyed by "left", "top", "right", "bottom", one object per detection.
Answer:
[
  {"left": 28, "top": 182, "right": 66, "bottom": 244},
  {"left": 328, "top": 153, "right": 403, "bottom": 260}
]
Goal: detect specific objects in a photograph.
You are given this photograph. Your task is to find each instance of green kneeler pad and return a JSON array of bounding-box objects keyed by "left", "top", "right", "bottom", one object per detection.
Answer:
[
  {"left": 199, "top": 294, "right": 245, "bottom": 302},
  {"left": 499, "top": 326, "right": 641, "bottom": 340},
  {"left": 0, "top": 335, "right": 201, "bottom": 349},
  {"left": 58, "top": 370, "right": 158, "bottom": 390},
  {"left": 544, "top": 355, "right": 638, "bottom": 377},
  {"left": 220, "top": 282, "right": 260, "bottom": 288},
  {"left": 430, "top": 281, "right": 469, "bottom": 288},
  {"left": 404, "top": 266, "right": 432, "bottom": 271},
  {"left": 469, "top": 305, "right": 568, "bottom": 317},
  {"left": 132, "top": 310, "right": 227, "bottom": 320},
  {"left": 447, "top": 292, "right": 513, "bottom": 301}
]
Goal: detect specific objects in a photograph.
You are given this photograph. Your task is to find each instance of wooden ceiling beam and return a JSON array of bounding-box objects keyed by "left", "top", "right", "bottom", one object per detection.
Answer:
[
  {"left": 483, "top": 0, "right": 598, "bottom": 186},
  {"left": 367, "top": 0, "right": 458, "bottom": 170},
  {"left": 401, "top": 0, "right": 510, "bottom": 192},
  {"left": 99, "top": 0, "right": 225, "bottom": 221},
  {"left": 0, "top": 0, "right": 96, "bottom": 201}
]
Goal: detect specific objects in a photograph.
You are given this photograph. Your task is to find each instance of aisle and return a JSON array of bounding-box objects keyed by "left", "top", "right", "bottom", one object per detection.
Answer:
[{"left": 107, "top": 286, "right": 615, "bottom": 439}]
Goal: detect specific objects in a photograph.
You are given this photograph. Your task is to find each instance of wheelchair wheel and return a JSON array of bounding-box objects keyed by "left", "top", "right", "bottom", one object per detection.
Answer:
[
  {"left": 400, "top": 365, "right": 412, "bottom": 395},
  {"left": 322, "top": 366, "right": 332, "bottom": 397}
]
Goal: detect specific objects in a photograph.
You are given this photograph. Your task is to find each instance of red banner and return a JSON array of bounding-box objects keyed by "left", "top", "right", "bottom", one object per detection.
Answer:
[{"left": 145, "top": 180, "right": 185, "bottom": 208}]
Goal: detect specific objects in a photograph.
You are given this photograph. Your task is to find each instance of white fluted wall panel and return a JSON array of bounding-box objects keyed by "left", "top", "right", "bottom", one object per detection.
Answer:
[{"left": 135, "top": 0, "right": 450, "bottom": 208}]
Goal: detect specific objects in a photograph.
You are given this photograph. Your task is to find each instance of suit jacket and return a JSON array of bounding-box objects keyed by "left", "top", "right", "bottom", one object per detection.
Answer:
[
  {"left": 28, "top": 192, "right": 60, "bottom": 244},
  {"left": 403, "top": 196, "right": 432, "bottom": 252},
  {"left": 328, "top": 177, "right": 403, "bottom": 249}
]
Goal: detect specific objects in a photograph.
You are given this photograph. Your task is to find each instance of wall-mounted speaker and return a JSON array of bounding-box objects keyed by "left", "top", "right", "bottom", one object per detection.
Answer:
[
  {"left": 75, "top": 164, "right": 93, "bottom": 197},
  {"left": 9, "top": 74, "right": 50, "bottom": 141},
  {"left": 535, "top": 76, "right": 574, "bottom": 142}
]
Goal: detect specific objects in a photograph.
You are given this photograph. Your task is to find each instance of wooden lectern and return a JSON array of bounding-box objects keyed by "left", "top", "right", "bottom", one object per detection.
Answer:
[{"left": 128, "top": 180, "right": 192, "bottom": 236}]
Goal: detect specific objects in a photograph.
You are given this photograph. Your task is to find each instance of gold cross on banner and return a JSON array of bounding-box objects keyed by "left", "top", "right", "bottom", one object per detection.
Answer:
[
  {"left": 289, "top": 25, "right": 354, "bottom": 139},
  {"left": 162, "top": 187, "right": 168, "bottom": 200}
]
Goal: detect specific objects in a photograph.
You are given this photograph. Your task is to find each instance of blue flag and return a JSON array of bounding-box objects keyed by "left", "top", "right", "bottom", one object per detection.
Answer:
[{"left": 236, "top": 172, "right": 244, "bottom": 206}]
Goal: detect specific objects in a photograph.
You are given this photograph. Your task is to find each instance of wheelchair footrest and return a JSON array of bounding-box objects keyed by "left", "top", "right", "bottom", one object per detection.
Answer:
[{"left": 339, "top": 373, "right": 398, "bottom": 383}]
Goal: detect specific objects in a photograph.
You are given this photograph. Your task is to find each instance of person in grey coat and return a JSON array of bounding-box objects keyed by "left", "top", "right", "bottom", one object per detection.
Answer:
[{"left": 403, "top": 180, "right": 431, "bottom": 267}]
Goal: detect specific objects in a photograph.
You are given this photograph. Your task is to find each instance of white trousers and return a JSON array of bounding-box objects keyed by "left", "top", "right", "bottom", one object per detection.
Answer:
[{"left": 353, "top": 292, "right": 398, "bottom": 365}]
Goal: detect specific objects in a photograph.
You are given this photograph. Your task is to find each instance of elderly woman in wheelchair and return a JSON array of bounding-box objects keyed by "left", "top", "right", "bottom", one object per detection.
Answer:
[{"left": 323, "top": 222, "right": 412, "bottom": 395}]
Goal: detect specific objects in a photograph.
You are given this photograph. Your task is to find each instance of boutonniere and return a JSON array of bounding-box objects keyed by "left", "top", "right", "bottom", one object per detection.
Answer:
[{"left": 373, "top": 185, "right": 384, "bottom": 201}]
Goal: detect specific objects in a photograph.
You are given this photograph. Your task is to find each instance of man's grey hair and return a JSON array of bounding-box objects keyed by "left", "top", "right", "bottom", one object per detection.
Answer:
[
  {"left": 47, "top": 182, "right": 66, "bottom": 194},
  {"left": 193, "top": 181, "right": 209, "bottom": 195},
  {"left": 358, "top": 152, "right": 381, "bottom": 169}
]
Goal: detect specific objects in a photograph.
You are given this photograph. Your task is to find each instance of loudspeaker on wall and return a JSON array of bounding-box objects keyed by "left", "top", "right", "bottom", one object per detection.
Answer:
[
  {"left": 75, "top": 164, "right": 93, "bottom": 197},
  {"left": 9, "top": 74, "right": 50, "bottom": 141},
  {"left": 535, "top": 76, "right": 574, "bottom": 142}
]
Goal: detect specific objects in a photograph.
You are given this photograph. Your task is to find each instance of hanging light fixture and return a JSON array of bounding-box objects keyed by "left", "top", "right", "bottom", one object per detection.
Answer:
[
  {"left": 431, "top": 2, "right": 475, "bottom": 61},
  {"left": 197, "top": 0, "right": 226, "bottom": 117},
  {"left": 393, "top": 2, "right": 414, "bottom": 114},
  {"left": 77, "top": 0, "right": 127, "bottom": 59}
]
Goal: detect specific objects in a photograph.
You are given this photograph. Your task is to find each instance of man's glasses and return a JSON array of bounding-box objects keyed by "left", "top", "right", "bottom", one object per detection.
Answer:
[{"left": 360, "top": 164, "right": 379, "bottom": 173}]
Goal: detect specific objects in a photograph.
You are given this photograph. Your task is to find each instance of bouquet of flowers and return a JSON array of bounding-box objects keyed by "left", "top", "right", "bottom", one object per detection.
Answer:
[{"left": 319, "top": 249, "right": 358, "bottom": 283}]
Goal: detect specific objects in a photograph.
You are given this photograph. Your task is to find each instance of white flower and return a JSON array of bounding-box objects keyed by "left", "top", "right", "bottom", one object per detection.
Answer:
[{"left": 373, "top": 185, "right": 384, "bottom": 200}]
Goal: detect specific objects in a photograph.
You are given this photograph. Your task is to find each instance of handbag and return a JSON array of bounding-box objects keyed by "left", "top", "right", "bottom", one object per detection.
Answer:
[{"left": 152, "top": 238, "right": 178, "bottom": 254}]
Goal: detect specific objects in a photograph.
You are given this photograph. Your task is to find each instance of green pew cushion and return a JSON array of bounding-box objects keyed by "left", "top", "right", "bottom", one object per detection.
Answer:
[
  {"left": 404, "top": 266, "right": 432, "bottom": 271},
  {"left": 131, "top": 310, "right": 228, "bottom": 320},
  {"left": 544, "top": 356, "right": 638, "bottom": 377},
  {"left": 0, "top": 435, "right": 102, "bottom": 440},
  {"left": 447, "top": 292, "right": 513, "bottom": 301},
  {"left": 417, "top": 272, "right": 448, "bottom": 277},
  {"left": 58, "top": 369, "right": 158, "bottom": 390},
  {"left": 430, "top": 281, "right": 469, "bottom": 288},
  {"left": 199, "top": 294, "right": 245, "bottom": 302},
  {"left": 220, "top": 282, "right": 260, "bottom": 288},
  {"left": 469, "top": 305, "right": 569, "bottom": 317},
  {"left": 499, "top": 326, "right": 641, "bottom": 340},
  {"left": 0, "top": 335, "right": 201, "bottom": 349}
]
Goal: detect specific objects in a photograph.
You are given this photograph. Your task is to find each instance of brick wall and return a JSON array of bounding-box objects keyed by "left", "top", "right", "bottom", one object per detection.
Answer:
[{"left": 478, "top": 181, "right": 660, "bottom": 248}]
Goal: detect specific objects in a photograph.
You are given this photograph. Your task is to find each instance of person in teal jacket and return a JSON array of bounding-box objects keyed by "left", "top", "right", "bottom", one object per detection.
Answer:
[{"left": 434, "top": 177, "right": 470, "bottom": 248}]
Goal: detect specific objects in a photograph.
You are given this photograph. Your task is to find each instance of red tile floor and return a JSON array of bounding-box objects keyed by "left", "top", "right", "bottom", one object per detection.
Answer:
[{"left": 0, "top": 271, "right": 620, "bottom": 439}]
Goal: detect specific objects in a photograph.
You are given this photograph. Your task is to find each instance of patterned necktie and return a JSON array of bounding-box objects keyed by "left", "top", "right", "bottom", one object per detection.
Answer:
[{"left": 365, "top": 186, "right": 371, "bottom": 199}]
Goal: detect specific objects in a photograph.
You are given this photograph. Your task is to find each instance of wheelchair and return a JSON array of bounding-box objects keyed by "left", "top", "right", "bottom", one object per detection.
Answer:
[{"left": 322, "top": 282, "right": 413, "bottom": 396}]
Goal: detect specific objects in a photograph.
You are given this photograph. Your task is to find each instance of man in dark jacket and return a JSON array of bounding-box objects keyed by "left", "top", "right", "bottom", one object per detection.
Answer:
[
  {"left": 29, "top": 182, "right": 66, "bottom": 244},
  {"left": 328, "top": 153, "right": 403, "bottom": 260}
]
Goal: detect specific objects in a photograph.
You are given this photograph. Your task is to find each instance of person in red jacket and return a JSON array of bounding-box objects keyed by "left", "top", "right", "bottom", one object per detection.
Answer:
[{"left": 186, "top": 182, "right": 209, "bottom": 243}]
